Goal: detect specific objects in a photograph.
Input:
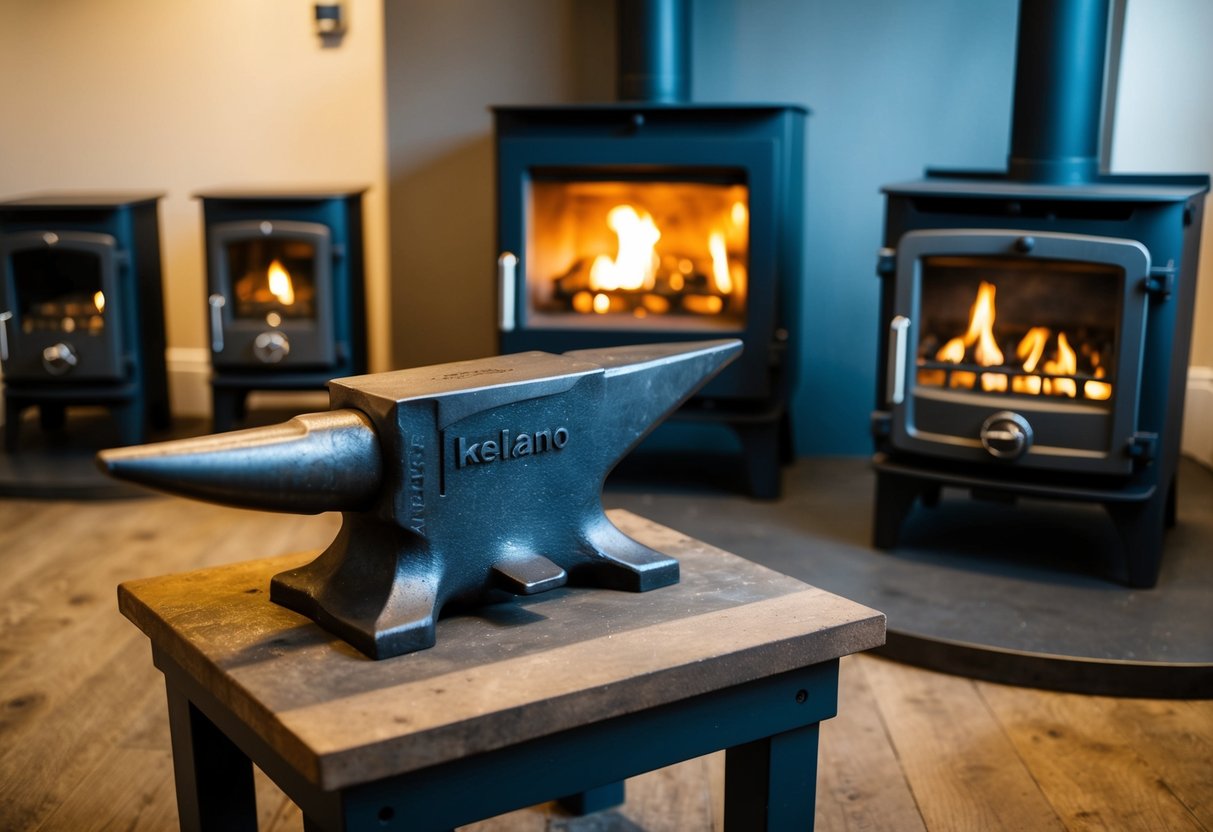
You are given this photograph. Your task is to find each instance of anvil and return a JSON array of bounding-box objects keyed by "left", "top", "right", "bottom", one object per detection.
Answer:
[{"left": 99, "top": 339, "right": 741, "bottom": 659}]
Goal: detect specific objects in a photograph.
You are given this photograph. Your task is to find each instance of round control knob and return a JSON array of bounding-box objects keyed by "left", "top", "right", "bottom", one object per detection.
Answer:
[
  {"left": 253, "top": 331, "right": 290, "bottom": 364},
  {"left": 980, "top": 411, "right": 1033, "bottom": 460},
  {"left": 42, "top": 342, "right": 78, "bottom": 376}
]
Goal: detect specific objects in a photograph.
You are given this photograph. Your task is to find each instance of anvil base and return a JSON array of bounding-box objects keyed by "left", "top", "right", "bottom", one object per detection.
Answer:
[{"left": 269, "top": 512, "right": 681, "bottom": 659}]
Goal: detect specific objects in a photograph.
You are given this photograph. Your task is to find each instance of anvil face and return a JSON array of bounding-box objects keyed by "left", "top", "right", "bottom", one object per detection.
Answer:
[{"left": 100, "top": 340, "right": 741, "bottom": 659}]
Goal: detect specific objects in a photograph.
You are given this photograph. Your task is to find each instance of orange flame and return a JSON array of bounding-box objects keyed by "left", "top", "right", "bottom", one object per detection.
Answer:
[
  {"left": 267, "top": 259, "right": 296, "bottom": 306},
  {"left": 93, "top": 291, "right": 106, "bottom": 314},
  {"left": 708, "top": 231, "right": 733, "bottom": 295},
  {"left": 1042, "top": 332, "right": 1078, "bottom": 397},
  {"left": 589, "top": 205, "right": 660, "bottom": 292}
]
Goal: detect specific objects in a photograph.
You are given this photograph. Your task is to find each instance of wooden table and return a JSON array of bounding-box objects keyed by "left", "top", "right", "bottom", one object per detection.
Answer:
[{"left": 119, "top": 510, "right": 885, "bottom": 831}]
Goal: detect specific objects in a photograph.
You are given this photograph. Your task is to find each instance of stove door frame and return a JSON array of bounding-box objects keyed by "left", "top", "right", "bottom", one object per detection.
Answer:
[
  {"left": 498, "top": 136, "right": 780, "bottom": 401},
  {"left": 207, "top": 220, "right": 336, "bottom": 371},
  {"left": 0, "top": 229, "right": 127, "bottom": 383},
  {"left": 888, "top": 229, "right": 1150, "bottom": 476}
]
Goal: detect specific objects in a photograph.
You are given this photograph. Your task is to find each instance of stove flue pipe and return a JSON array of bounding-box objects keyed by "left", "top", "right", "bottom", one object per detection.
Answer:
[
  {"left": 1008, "top": 0, "right": 1111, "bottom": 184},
  {"left": 617, "top": 0, "right": 691, "bottom": 103}
]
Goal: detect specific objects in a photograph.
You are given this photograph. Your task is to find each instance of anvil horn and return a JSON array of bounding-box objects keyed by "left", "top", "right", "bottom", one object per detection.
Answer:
[{"left": 97, "top": 410, "right": 381, "bottom": 514}]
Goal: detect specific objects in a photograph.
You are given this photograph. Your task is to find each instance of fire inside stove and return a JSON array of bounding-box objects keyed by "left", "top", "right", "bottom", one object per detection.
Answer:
[
  {"left": 527, "top": 178, "right": 748, "bottom": 329},
  {"left": 916, "top": 256, "right": 1120, "bottom": 402},
  {"left": 227, "top": 239, "right": 316, "bottom": 323},
  {"left": 12, "top": 247, "right": 107, "bottom": 335}
]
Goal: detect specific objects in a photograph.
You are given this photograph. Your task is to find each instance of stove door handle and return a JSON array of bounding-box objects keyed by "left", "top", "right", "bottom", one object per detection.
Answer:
[
  {"left": 0, "top": 310, "right": 11, "bottom": 362},
  {"left": 208, "top": 294, "right": 226, "bottom": 353},
  {"left": 887, "top": 315, "right": 911, "bottom": 405},
  {"left": 498, "top": 252, "right": 517, "bottom": 332}
]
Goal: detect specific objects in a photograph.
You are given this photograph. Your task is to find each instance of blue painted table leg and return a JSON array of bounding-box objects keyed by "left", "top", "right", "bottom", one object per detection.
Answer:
[
  {"left": 558, "top": 781, "right": 626, "bottom": 815},
  {"left": 165, "top": 684, "right": 258, "bottom": 832},
  {"left": 724, "top": 723, "right": 820, "bottom": 830}
]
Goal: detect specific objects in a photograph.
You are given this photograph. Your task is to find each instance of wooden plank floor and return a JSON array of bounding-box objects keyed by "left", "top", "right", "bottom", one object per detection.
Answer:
[{"left": 0, "top": 493, "right": 1209, "bottom": 831}]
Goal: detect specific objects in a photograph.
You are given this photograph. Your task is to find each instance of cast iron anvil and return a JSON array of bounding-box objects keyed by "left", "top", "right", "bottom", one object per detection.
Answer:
[{"left": 98, "top": 340, "right": 741, "bottom": 659}]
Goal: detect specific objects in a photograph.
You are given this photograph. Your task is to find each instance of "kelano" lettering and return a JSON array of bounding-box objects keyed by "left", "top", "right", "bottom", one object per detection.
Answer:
[{"left": 456, "top": 427, "right": 569, "bottom": 468}]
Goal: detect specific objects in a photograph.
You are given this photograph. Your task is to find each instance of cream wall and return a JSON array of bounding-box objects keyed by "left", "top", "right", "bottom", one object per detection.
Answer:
[{"left": 0, "top": 0, "right": 390, "bottom": 414}]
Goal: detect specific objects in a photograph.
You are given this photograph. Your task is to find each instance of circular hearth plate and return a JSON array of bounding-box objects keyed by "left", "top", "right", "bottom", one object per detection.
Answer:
[{"left": 605, "top": 454, "right": 1213, "bottom": 697}]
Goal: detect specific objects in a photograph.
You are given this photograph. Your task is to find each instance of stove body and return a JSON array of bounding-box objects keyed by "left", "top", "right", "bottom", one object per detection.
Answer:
[
  {"left": 873, "top": 176, "right": 1206, "bottom": 586},
  {"left": 0, "top": 194, "right": 169, "bottom": 448},
  {"left": 199, "top": 190, "right": 367, "bottom": 431},
  {"left": 495, "top": 0, "right": 805, "bottom": 497}
]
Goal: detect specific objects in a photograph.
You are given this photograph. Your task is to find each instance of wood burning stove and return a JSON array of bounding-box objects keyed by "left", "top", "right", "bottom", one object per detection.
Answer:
[
  {"left": 872, "top": 0, "right": 1209, "bottom": 587},
  {"left": 0, "top": 193, "right": 169, "bottom": 449},
  {"left": 495, "top": 0, "right": 805, "bottom": 497},
  {"left": 198, "top": 189, "right": 367, "bottom": 432}
]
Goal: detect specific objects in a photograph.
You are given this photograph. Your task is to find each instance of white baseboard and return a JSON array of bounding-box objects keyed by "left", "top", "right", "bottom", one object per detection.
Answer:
[
  {"left": 166, "top": 347, "right": 212, "bottom": 418},
  {"left": 1181, "top": 365, "right": 1213, "bottom": 468}
]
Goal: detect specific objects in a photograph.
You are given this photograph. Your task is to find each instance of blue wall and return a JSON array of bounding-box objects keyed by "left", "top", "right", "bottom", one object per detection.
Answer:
[{"left": 690, "top": 0, "right": 1018, "bottom": 455}]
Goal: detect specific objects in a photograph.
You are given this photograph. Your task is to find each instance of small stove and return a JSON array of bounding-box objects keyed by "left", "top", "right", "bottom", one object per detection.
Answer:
[
  {"left": 198, "top": 189, "right": 368, "bottom": 432},
  {"left": 872, "top": 0, "right": 1209, "bottom": 587},
  {"left": 0, "top": 193, "right": 169, "bottom": 449},
  {"left": 495, "top": 0, "right": 805, "bottom": 497}
]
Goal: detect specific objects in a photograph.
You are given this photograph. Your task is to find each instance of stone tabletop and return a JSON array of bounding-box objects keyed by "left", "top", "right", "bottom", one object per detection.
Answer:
[{"left": 119, "top": 510, "right": 885, "bottom": 791}]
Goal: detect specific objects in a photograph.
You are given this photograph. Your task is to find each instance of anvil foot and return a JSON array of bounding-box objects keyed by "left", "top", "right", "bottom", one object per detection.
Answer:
[
  {"left": 269, "top": 515, "right": 441, "bottom": 660},
  {"left": 575, "top": 518, "right": 680, "bottom": 592}
]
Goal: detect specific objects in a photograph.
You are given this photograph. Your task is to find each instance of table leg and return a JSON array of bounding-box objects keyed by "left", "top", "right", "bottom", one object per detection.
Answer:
[
  {"left": 723, "top": 723, "right": 820, "bottom": 831},
  {"left": 558, "top": 781, "right": 626, "bottom": 815},
  {"left": 166, "top": 684, "right": 258, "bottom": 832}
]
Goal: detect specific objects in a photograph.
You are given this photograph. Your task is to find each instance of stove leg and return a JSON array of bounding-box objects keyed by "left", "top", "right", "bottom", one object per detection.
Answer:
[
  {"left": 873, "top": 470, "right": 923, "bottom": 550},
  {"left": 734, "top": 420, "right": 782, "bottom": 500},
  {"left": 211, "top": 388, "right": 248, "bottom": 433},
  {"left": 1106, "top": 494, "right": 1167, "bottom": 589},
  {"left": 111, "top": 398, "right": 147, "bottom": 447},
  {"left": 38, "top": 404, "right": 66, "bottom": 432}
]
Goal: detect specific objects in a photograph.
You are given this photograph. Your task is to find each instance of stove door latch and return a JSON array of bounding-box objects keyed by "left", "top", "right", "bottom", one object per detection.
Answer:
[
  {"left": 1142, "top": 267, "right": 1174, "bottom": 298},
  {"left": 1127, "top": 431, "right": 1158, "bottom": 464}
]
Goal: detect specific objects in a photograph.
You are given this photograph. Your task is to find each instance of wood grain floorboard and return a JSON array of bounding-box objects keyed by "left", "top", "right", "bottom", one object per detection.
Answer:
[{"left": 0, "top": 495, "right": 1208, "bottom": 830}]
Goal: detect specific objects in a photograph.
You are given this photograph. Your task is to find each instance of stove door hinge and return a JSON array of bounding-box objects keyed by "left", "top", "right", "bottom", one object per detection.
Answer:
[
  {"left": 1142, "top": 267, "right": 1174, "bottom": 298},
  {"left": 1126, "top": 431, "right": 1158, "bottom": 464},
  {"left": 876, "top": 247, "right": 896, "bottom": 278},
  {"left": 332, "top": 243, "right": 346, "bottom": 261},
  {"left": 115, "top": 249, "right": 131, "bottom": 272}
]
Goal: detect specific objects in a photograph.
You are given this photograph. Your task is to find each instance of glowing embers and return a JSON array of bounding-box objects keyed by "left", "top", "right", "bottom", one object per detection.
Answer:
[
  {"left": 916, "top": 259, "right": 1119, "bottom": 403},
  {"left": 229, "top": 239, "right": 316, "bottom": 321},
  {"left": 528, "top": 179, "right": 748, "bottom": 325}
]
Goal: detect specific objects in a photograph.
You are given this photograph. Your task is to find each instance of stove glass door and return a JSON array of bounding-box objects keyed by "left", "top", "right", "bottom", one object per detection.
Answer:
[
  {"left": 0, "top": 230, "right": 124, "bottom": 382},
  {"left": 889, "top": 229, "right": 1150, "bottom": 475},
  {"left": 209, "top": 220, "right": 334, "bottom": 369},
  {"left": 524, "top": 174, "right": 749, "bottom": 331}
]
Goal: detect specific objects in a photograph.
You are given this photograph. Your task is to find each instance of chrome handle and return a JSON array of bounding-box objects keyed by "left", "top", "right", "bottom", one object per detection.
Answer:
[
  {"left": 498, "top": 252, "right": 517, "bottom": 332},
  {"left": 887, "top": 315, "right": 911, "bottom": 405},
  {"left": 0, "top": 311, "right": 11, "bottom": 362},
  {"left": 208, "top": 294, "right": 226, "bottom": 353}
]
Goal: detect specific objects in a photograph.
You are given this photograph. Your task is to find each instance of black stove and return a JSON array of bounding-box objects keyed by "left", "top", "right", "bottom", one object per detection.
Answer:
[
  {"left": 0, "top": 193, "right": 169, "bottom": 449},
  {"left": 198, "top": 189, "right": 368, "bottom": 432},
  {"left": 871, "top": 0, "right": 1209, "bottom": 587},
  {"left": 495, "top": 0, "right": 805, "bottom": 497}
]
